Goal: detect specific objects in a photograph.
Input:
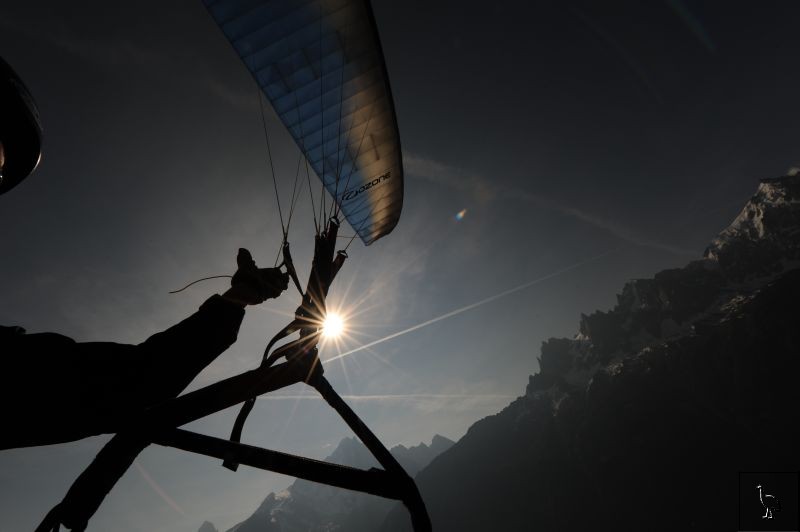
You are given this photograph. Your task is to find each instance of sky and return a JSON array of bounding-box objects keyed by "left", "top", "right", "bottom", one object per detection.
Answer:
[{"left": 1, "top": 1, "right": 799, "bottom": 530}]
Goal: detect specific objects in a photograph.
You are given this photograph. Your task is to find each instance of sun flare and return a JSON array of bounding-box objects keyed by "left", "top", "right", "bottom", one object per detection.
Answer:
[{"left": 322, "top": 312, "right": 345, "bottom": 338}]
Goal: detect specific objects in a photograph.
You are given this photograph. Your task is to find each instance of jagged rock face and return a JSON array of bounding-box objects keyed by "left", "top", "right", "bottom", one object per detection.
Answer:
[
  {"left": 215, "top": 435, "right": 453, "bottom": 532},
  {"left": 705, "top": 174, "right": 800, "bottom": 280},
  {"left": 537, "top": 174, "right": 800, "bottom": 388},
  {"left": 382, "top": 176, "right": 800, "bottom": 531}
]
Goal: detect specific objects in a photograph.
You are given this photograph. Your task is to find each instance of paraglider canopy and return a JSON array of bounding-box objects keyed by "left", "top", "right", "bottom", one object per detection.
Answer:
[
  {"left": 203, "top": 0, "right": 404, "bottom": 245},
  {"left": 0, "top": 56, "right": 43, "bottom": 195}
]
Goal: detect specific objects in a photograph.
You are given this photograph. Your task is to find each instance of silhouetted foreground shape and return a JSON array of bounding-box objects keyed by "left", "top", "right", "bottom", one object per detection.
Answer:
[
  {"left": 380, "top": 174, "right": 800, "bottom": 531},
  {"left": 34, "top": 221, "right": 430, "bottom": 532}
]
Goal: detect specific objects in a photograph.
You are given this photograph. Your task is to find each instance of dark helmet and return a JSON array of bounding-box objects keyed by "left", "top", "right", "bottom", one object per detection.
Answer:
[{"left": 0, "top": 56, "right": 43, "bottom": 195}]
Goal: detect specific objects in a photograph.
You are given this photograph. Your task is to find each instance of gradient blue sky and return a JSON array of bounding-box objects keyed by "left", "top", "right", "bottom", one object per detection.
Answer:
[{"left": 1, "top": 1, "right": 798, "bottom": 530}]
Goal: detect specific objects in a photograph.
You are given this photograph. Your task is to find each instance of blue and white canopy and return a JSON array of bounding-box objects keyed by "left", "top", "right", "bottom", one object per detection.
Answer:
[{"left": 204, "top": 0, "right": 403, "bottom": 245}]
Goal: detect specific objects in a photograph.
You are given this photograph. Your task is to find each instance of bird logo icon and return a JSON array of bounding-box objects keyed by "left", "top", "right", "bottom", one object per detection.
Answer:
[{"left": 757, "top": 484, "right": 781, "bottom": 519}]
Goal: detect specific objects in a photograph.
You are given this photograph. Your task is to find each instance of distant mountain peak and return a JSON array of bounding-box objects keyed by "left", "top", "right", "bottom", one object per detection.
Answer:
[
  {"left": 208, "top": 434, "right": 453, "bottom": 532},
  {"left": 430, "top": 434, "right": 454, "bottom": 450},
  {"left": 704, "top": 173, "right": 800, "bottom": 279},
  {"left": 198, "top": 521, "right": 218, "bottom": 532},
  {"left": 393, "top": 434, "right": 455, "bottom": 454}
]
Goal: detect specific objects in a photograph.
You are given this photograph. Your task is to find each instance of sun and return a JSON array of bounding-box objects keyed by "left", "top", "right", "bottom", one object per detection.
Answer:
[{"left": 322, "top": 312, "right": 345, "bottom": 339}]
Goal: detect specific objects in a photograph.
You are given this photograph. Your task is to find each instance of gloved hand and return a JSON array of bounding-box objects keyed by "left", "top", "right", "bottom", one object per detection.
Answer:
[{"left": 223, "top": 248, "right": 289, "bottom": 306}]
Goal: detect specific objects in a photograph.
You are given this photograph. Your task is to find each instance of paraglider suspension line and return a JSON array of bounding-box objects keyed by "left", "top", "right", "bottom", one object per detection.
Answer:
[
  {"left": 289, "top": 87, "right": 320, "bottom": 235},
  {"left": 318, "top": 5, "right": 327, "bottom": 226},
  {"left": 332, "top": 29, "right": 348, "bottom": 211},
  {"left": 285, "top": 153, "right": 305, "bottom": 233},
  {"left": 334, "top": 92, "right": 378, "bottom": 222},
  {"left": 257, "top": 88, "right": 286, "bottom": 241}
]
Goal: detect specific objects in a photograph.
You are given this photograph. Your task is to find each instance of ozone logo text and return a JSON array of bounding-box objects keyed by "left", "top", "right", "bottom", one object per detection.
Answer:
[{"left": 341, "top": 171, "right": 391, "bottom": 202}]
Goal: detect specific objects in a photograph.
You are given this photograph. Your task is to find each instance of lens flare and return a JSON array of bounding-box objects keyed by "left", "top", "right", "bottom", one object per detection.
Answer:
[{"left": 322, "top": 312, "right": 345, "bottom": 338}]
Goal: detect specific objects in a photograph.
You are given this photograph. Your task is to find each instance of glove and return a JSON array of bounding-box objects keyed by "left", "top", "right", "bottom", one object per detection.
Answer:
[{"left": 226, "top": 248, "right": 289, "bottom": 305}]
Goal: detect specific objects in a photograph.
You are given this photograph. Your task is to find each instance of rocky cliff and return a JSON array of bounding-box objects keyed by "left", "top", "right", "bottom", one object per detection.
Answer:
[{"left": 382, "top": 174, "right": 800, "bottom": 531}]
